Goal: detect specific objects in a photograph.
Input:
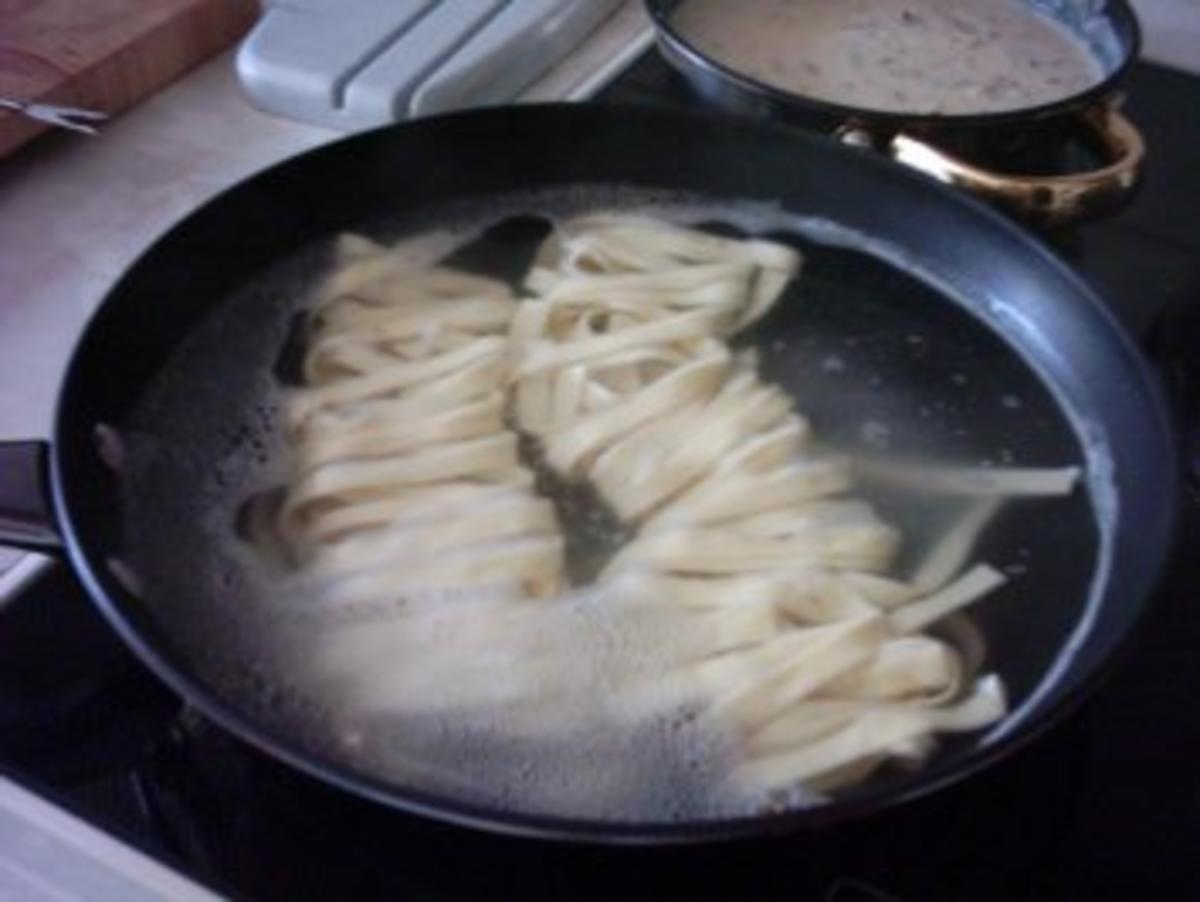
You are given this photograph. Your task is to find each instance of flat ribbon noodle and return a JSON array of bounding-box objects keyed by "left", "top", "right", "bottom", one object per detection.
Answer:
[{"left": 276, "top": 244, "right": 564, "bottom": 600}]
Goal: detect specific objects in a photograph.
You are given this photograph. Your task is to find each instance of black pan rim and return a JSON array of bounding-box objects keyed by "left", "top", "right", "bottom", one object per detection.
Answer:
[
  {"left": 48, "top": 102, "right": 1179, "bottom": 843},
  {"left": 643, "top": 0, "right": 1143, "bottom": 128}
]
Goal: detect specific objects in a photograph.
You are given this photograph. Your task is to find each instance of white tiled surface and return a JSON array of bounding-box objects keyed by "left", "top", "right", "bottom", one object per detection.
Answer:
[
  {"left": 0, "top": 549, "right": 49, "bottom": 604},
  {"left": 0, "top": 777, "right": 221, "bottom": 900},
  {"left": 1132, "top": 0, "right": 1200, "bottom": 75}
]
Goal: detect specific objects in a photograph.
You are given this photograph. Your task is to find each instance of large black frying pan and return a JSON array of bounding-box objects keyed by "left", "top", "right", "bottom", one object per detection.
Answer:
[{"left": 0, "top": 104, "right": 1177, "bottom": 842}]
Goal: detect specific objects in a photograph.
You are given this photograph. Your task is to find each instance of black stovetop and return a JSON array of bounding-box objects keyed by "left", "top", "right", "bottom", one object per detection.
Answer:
[{"left": 3, "top": 54, "right": 1199, "bottom": 902}]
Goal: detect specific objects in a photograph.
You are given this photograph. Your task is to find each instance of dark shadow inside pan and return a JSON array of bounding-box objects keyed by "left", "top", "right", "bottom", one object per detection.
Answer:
[{"left": 439, "top": 215, "right": 553, "bottom": 287}]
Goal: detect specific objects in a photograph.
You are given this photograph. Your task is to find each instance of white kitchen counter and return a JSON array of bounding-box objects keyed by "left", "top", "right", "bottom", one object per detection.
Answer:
[
  {"left": 0, "top": 0, "right": 652, "bottom": 442},
  {"left": 0, "top": 53, "right": 334, "bottom": 440}
]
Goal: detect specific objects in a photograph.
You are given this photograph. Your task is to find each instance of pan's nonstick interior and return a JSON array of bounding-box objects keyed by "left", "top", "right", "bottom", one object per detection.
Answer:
[{"left": 113, "top": 188, "right": 1102, "bottom": 823}]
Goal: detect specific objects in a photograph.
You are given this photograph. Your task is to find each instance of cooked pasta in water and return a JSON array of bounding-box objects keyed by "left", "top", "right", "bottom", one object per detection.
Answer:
[{"left": 260, "top": 214, "right": 1080, "bottom": 811}]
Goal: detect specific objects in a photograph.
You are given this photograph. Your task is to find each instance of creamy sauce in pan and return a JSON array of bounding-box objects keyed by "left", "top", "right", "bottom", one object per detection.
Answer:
[{"left": 672, "top": 0, "right": 1106, "bottom": 115}]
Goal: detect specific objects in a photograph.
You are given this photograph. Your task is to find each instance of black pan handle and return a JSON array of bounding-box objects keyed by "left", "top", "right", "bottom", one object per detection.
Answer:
[{"left": 0, "top": 441, "right": 62, "bottom": 553}]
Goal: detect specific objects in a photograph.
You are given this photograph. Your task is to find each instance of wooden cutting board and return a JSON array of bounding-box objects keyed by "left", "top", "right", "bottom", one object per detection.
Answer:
[{"left": 0, "top": 0, "right": 259, "bottom": 157}]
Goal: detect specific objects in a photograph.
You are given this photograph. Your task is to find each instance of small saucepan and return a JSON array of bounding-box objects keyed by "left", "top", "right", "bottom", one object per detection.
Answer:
[{"left": 646, "top": 0, "right": 1146, "bottom": 225}]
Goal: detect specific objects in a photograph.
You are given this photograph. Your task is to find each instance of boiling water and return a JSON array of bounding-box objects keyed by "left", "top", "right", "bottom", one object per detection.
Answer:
[{"left": 116, "top": 187, "right": 1106, "bottom": 821}]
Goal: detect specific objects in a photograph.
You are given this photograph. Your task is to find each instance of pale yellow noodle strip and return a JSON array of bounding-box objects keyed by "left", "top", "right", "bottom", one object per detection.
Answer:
[
  {"left": 294, "top": 394, "right": 506, "bottom": 473},
  {"left": 834, "top": 496, "right": 1007, "bottom": 608},
  {"left": 516, "top": 308, "right": 727, "bottom": 376},
  {"left": 820, "top": 637, "right": 962, "bottom": 703},
  {"left": 550, "top": 223, "right": 799, "bottom": 330},
  {"left": 745, "top": 700, "right": 865, "bottom": 757},
  {"left": 401, "top": 354, "right": 509, "bottom": 402},
  {"left": 541, "top": 272, "right": 758, "bottom": 317},
  {"left": 540, "top": 349, "right": 732, "bottom": 473},
  {"left": 705, "top": 616, "right": 888, "bottom": 731},
  {"left": 288, "top": 339, "right": 507, "bottom": 426},
  {"left": 295, "top": 358, "right": 508, "bottom": 435},
  {"left": 641, "top": 458, "right": 853, "bottom": 532},
  {"left": 515, "top": 373, "right": 554, "bottom": 434},
  {"left": 615, "top": 572, "right": 790, "bottom": 613},
  {"left": 539, "top": 262, "right": 757, "bottom": 306},
  {"left": 317, "top": 536, "right": 565, "bottom": 604},
  {"left": 611, "top": 520, "right": 900, "bottom": 575},
  {"left": 288, "top": 433, "right": 519, "bottom": 502},
  {"left": 334, "top": 232, "right": 385, "bottom": 261},
  {"left": 889, "top": 564, "right": 1007, "bottom": 634},
  {"left": 939, "top": 613, "right": 988, "bottom": 681},
  {"left": 854, "top": 458, "right": 1082, "bottom": 497},
  {"left": 910, "top": 497, "right": 1004, "bottom": 593},
  {"left": 707, "top": 419, "right": 810, "bottom": 475},
  {"left": 325, "top": 257, "right": 511, "bottom": 307},
  {"left": 777, "top": 576, "right": 883, "bottom": 624},
  {"left": 607, "top": 575, "right": 786, "bottom": 654},
  {"left": 589, "top": 403, "right": 715, "bottom": 520},
  {"left": 315, "top": 297, "right": 516, "bottom": 337},
  {"left": 735, "top": 676, "right": 1007, "bottom": 792},
  {"left": 840, "top": 572, "right": 921, "bottom": 609},
  {"left": 297, "top": 479, "right": 533, "bottom": 545},
  {"left": 736, "top": 500, "right": 884, "bottom": 538},
  {"left": 278, "top": 242, "right": 565, "bottom": 604},
  {"left": 557, "top": 216, "right": 801, "bottom": 277},
  {"left": 594, "top": 375, "right": 795, "bottom": 522},
  {"left": 551, "top": 365, "right": 588, "bottom": 427},
  {"left": 311, "top": 501, "right": 559, "bottom": 576}
]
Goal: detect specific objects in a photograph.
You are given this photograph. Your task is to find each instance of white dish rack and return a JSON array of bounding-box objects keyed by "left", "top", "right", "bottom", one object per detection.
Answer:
[{"left": 238, "top": 0, "right": 625, "bottom": 129}]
